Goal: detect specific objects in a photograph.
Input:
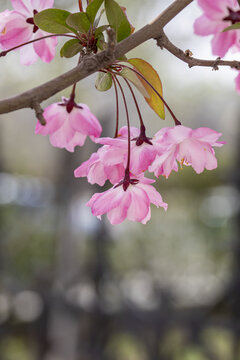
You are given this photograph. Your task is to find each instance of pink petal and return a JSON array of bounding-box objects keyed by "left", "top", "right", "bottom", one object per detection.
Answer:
[
  {"left": 69, "top": 106, "right": 102, "bottom": 138},
  {"left": 107, "top": 191, "right": 131, "bottom": 224},
  {"left": 96, "top": 136, "right": 128, "bottom": 148},
  {"left": 49, "top": 119, "right": 75, "bottom": 150},
  {"left": 204, "top": 148, "right": 218, "bottom": 171},
  {"left": 192, "top": 127, "right": 223, "bottom": 145},
  {"left": 35, "top": 104, "right": 65, "bottom": 135},
  {"left": 87, "top": 161, "right": 107, "bottom": 186},
  {"left": 31, "top": 0, "right": 54, "bottom": 11},
  {"left": 0, "top": 10, "right": 11, "bottom": 33},
  {"left": 33, "top": 30, "right": 57, "bottom": 63},
  {"left": 74, "top": 153, "right": 99, "bottom": 178},
  {"left": 11, "top": 0, "right": 32, "bottom": 16},
  {"left": 235, "top": 72, "right": 240, "bottom": 94},
  {"left": 65, "top": 132, "right": 87, "bottom": 152},
  {"left": 194, "top": 15, "right": 222, "bottom": 36},
  {"left": 0, "top": 13, "right": 32, "bottom": 49},
  {"left": 178, "top": 139, "right": 214, "bottom": 174},
  {"left": 211, "top": 31, "right": 236, "bottom": 57},
  {"left": 105, "top": 164, "right": 125, "bottom": 184},
  {"left": 167, "top": 126, "right": 192, "bottom": 144},
  {"left": 19, "top": 42, "right": 38, "bottom": 65},
  {"left": 118, "top": 126, "right": 139, "bottom": 138},
  {"left": 197, "top": 0, "right": 225, "bottom": 19},
  {"left": 99, "top": 145, "right": 126, "bottom": 166},
  {"left": 127, "top": 186, "right": 149, "bottom": 222},
  {"left": 141, "top": 208, "right": 151, "bottom": 224},
  {"left": 130, "top": 144, "right": 156, "bottom": 174},
  {"left": 138, "top": 183, "right": 168, "bottom": 210},
  {"left": 89, "top": 187, "right": 124, "bottom": 216},
  {"left": 149, "top": 147, "right": 178, "bottom": 178}
]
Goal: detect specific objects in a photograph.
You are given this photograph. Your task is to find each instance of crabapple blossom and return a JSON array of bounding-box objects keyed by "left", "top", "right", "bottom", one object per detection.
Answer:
[
  {"left": 74, "top": 146, "right": 125, "bottom": 186},
  {"left": 86, "top": 175, "right": 168, "bottom": 225},
  {"left": 96, "top": 125, "right": 163, "bottom": 175},
  {"left": 35, "top": 97, "right": 102, "bottom": 152},
  {"left": 0, "top": 0, "right": 57, "bottom": 65},
  {"left": 194, "top": 0, "right": 240, "bottom": 57},
  {"left": 149, "top": 126, "right": 225, "bottom": 178}
]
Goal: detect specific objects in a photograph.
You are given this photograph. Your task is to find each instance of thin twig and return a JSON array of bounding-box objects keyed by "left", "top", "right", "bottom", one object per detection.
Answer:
[
  {"left": 31, "top": 101, "right": 46, "bottom": 125},
  {"left": 156, "top": 30, "right": 240, "bottom": 70}
]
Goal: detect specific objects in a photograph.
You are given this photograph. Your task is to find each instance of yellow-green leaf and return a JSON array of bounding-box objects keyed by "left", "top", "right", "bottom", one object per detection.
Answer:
[
  {"left": 119, "top": 66, "right": 149, "bottom": 99},
  {"left": 128, "top": 58, "right": 165, "bottom": 119}
]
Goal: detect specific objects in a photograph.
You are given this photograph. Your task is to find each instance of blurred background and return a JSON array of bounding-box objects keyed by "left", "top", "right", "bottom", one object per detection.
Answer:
[{"left": 0, "top": 0, "right": 240, "bottom": 359}]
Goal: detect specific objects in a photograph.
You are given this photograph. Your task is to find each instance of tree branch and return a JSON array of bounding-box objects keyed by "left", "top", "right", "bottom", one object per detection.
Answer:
[
  {"left": 0, "top": 0, "right": 193, "bottom": 115},
  {"left": 156, "top": 30, "right": 240, "bottom": 70}
]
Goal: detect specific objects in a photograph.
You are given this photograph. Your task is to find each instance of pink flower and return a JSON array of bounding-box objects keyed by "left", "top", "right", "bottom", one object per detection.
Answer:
[
  {"left": 235, "top": 71, "right": 240, "bottom": 93},
  {"left": 96, "top": 126, "right": 159, "bottom": 175},
  {"left": 35, "top": 97, "right": 102, "bottom": 152},
  {"left": 86, "top": 176, "right": 168, "bottom": 225},
  {"left": 74, "top": 145, "right": 125, "bottom": 186},
  {"left": 194, "top": 0, "right": 240, "bottom": 57},
  {"left": 149, "top": 126, "right": 225, "bottom": 178},
  {"left": 0, "top": 0, "right": 57, "bottom": 65}
]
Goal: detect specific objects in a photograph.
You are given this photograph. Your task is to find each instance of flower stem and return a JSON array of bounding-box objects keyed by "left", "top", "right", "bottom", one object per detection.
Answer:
[
  {"left": 123, "top": 78, "right": 144, "bottom": 128},
  {"left": 116, "top": 63, "right": 181, "bottom": 126},
  {"left": 78, "top": 0, "right": 83, "bottom": 11},
  {"left": 0, "top": 34, "right": 77, "bottom": 57},
  {"left": 113, "top": 76, "right": 131, "bottom": 176},
  {"left": 112, "top": 75, "right": 119, "bottom": 138}
]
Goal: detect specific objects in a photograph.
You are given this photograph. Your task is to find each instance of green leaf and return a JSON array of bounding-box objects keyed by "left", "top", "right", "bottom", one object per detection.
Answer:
[
  {"left": 95, "top": 25, "right": 109, "bottom": 37},
  {"left": 95, "top": 72, "right": 112, "bottom": 91},
  {"left": 34, "top": 9, "right": 75, "bottom": 34},
  {"left": 66, "top": 12, "right": 90, "bottom": 33},
  {"left": 223, "top": 22, "right": 240, "bottom": 32},
  {"left": 127, "top": 58, "right": 165, "bottom": 119},
  {"left": 105, "top": 0, "right": 131, "bottom": 42},
  {"left": 60, "top": 39, "right": 83, "bottom": 58},
  {"left": 97, "top": 36, "right": 106, "bottom": 50},
  {"left": 86, "top": 0, "right": 104, "bottom": 24}
]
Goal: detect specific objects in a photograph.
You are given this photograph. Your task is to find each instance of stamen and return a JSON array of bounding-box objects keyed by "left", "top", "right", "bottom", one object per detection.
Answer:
[{"left": 1, "top": 27, "right": 6, "bottom": 35}]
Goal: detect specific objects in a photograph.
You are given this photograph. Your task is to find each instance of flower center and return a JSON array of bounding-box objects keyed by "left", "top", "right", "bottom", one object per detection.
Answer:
[
  {"left": 223, "top": 7, "right": 240, "bottom": 24},
  {"left": 26, "top": 9, "right": 39, "bottom": 33},
  {"left": 58, "top": 96, "right": 83, "bottom": 113},
  {"left": 114, "top": 169, "right": 139, "bottom": 191},
  {"left": 132, "top": 125, "right": 153, "bottom": 146}
]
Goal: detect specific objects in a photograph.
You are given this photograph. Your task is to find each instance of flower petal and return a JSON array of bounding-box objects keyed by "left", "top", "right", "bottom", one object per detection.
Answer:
[
  {"left": 138, "top": 183, "right": 168, "bottom": 210},
  {"left": 235, "top": 71, "right": 240, "bottom": 94},
  {"left": 49, "top": 118, "right": 75, "bottom": 150},
  {"left": 31, "top": 0, "right": 54, "bottom": 11},
  {"left": 0, "top": 12, "right": 32, "bottom": 49},
  {"left": 211, "top": 31, "right": 236, "bottom": 57},
  {"left": 127, "top": 186, "right": 149, "bottom": 222},
  {"left": 11, "top": 0, "right": 32, "bottom": 16},
  {"left": 194, "top": 15, "right": 222, "bottom": 35},
  {"left": 107, "top": 191, "right": 131, "bottom": 224},
  {"left": 89, "top": 187, "right": 124, "bottom": 216},
  {"left": 33, "top": 30, "right": 57, "bottom": 63},
  {"left": 19, "top": 42, "right": 38, "bottom": 65},
  {"left": 35, "top": 104, "right": 65, "bottom": 135},
  {"left": 69, "top": 105, "right": 102, "bottom": 138}
]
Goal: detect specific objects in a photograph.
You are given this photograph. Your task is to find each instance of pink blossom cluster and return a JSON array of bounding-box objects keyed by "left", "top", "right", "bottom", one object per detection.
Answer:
[
  {"left": 35, "top": 100, "right": 224, "bottom": 225},
  {"left": 0, "top": 0, "right": 57, "bottom": 65},
  {"left": 194, "top": 0, "right": 240, "bottom": 93}
]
